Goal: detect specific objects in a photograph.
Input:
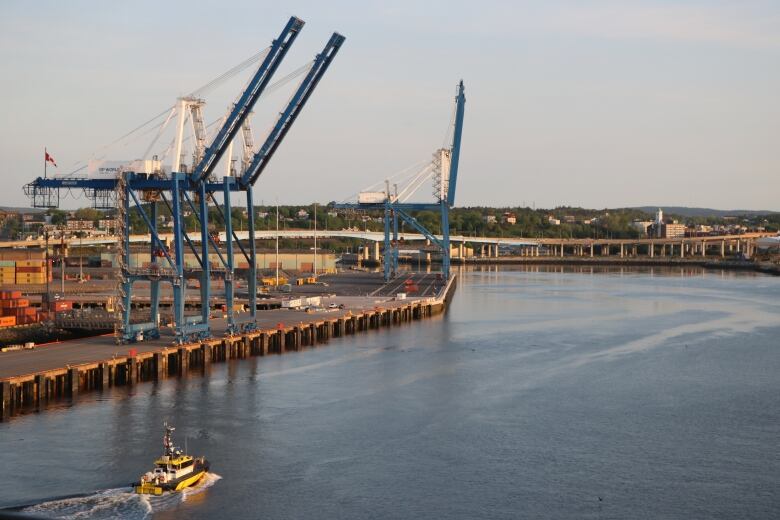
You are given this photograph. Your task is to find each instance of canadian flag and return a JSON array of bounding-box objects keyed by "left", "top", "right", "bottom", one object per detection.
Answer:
[{"left": 45, "top": 151, "right": 57, "bottom": 167}]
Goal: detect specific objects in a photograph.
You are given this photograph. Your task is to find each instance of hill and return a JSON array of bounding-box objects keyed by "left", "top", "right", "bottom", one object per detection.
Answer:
[{"left": 629, "top": 206, "right": 776, "bottom": 218}]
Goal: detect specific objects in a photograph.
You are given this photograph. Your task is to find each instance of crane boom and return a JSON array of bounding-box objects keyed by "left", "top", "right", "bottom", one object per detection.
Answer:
[
  {"left": 191, "top": 16, "right": 305, "bottom": 183},
  {"left": 240, "top": 32, "right": 345, "bottom": 187},
  {"left": 446, "top": 80, "right": 466, "bottom": 206}
]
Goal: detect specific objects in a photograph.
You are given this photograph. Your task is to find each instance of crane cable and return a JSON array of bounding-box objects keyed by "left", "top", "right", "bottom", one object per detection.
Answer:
[
  {"left": 60, "top": 47, "right": 272, "bottom": 176},
  {"left": 153, "top": 61, "right": 314, "bottom": 166}
]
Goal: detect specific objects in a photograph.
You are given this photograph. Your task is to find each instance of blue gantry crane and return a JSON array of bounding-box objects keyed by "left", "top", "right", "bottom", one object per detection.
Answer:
[
  {"left": 337, "top": 81, "right": 465, "bottom": 281},
  {"left": 23, "top": 16, "right": 345, "bottom": 343}
]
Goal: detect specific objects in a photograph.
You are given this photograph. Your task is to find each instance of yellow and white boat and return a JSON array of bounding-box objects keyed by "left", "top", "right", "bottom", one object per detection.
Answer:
[{"left": 134, "top": 423, "right": 210, "bottom": 495}]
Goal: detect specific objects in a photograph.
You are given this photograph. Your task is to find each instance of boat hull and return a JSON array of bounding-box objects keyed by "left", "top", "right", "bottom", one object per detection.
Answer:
[{"left": 134, "top": 459, "right": 209, "bottom": 495}]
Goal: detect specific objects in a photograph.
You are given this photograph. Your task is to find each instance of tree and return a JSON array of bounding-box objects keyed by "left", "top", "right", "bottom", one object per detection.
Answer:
[{"left": 49, "top": 209, "right": 67, "bottom": 226}]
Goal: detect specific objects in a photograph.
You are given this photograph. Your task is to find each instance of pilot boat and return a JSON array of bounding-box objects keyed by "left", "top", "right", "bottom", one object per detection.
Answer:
[{"left": 134, "top": 422, "right": 210, "bottom": 495}]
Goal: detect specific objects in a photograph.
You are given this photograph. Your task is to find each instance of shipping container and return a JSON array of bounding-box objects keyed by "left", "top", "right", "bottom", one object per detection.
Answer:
[
  {"left": 16, "top": 260, "right": 47, "bottom": 267},
  {"left": 50, "top": 300, "right": 73, "bottom": 311},
  {"left": 0, "top": 316, "right": 17, "bottom": 327},
  {"left": 16, "top": 267, "right": 46, "bottom": 273}
]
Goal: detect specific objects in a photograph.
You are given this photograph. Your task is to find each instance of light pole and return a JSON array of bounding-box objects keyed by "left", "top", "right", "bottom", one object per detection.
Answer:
[{"left": 79, "top": 232, "right": 83, "bottom": 282}]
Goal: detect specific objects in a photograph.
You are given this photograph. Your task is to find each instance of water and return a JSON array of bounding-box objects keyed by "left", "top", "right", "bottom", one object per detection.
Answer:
[{"left": 1, "top": 266, "right": 779, "bottom": 519}]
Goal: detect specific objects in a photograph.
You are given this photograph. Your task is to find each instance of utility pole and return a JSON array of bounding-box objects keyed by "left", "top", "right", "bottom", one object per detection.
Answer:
[
  {"left": 60, "top": 233, "right": 65, "bottom": 294},
  {"left": 44, "top": 230, "right": 50, "bottom": 307},
  {"left": 79, "top": 232, "right": 83, "bottom": 281}
]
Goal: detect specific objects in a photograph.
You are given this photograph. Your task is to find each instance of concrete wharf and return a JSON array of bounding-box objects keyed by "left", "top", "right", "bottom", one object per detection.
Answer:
[{"left": 0, "top": 275, "right": 456, "bottom": 421}]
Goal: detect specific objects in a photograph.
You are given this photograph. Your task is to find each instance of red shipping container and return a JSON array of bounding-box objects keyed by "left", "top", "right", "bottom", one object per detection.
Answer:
[
  {"left": 15, "top": 298, "right": 29, "bottom": 307},
  {"left": 0, "top": 316, "right": 16, "bottom": 327},
  {"left": 16, "top": 266, "right": 46, "bottom": 273},
  {"left": 50, "top": 300, "right": 73, "bottom": 311}
]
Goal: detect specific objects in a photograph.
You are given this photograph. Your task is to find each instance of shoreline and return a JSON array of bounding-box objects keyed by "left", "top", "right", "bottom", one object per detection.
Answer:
[{"left": 450, "top": 256, "right": 780, "bottom": 275}]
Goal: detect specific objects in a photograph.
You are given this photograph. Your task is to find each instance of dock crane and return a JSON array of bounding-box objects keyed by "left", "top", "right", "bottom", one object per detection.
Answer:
[
  {"left": 191, "top": 30, "right": 344, "bottom": 334},
  {"left": 23, "top": 16, "right": 345, "bottom": 343},
  {"left": 337, "top": 81, "right": 465, "bottom": 281}
]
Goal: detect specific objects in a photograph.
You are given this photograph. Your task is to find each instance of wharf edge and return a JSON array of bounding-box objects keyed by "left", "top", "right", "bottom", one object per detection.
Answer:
[{"left": 0, "top": 276, "right": 457, "bottom": 422}]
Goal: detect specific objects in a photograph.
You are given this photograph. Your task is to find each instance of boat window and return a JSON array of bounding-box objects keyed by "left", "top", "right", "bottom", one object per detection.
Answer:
[{"left": 180, "top": 459, "right": 194, "bottom": 469}]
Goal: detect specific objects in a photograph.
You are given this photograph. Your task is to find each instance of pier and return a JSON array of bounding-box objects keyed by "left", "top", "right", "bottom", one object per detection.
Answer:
[{"left": 0, "top": 273, "right": 456, "bottom": 421}]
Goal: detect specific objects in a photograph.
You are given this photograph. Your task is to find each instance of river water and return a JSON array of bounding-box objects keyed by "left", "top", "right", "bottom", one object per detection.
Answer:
[{"left": 1, "top": 266, "right": 779, "bottom": 519}]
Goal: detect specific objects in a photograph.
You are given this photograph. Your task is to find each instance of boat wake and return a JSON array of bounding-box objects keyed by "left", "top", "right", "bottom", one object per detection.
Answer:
[{"left": 18, "top": 473, "right": 221, "bottom": 519}]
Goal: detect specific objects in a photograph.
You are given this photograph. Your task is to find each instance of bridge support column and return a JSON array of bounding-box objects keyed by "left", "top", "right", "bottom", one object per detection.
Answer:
[
  {"left": 720, "top": 240, "right": 725, "bottom": 257},
  {"left": 701, "top": 242, "right": 706, "bottom": 257},
  {"left": 680, "top": 241, "right": 685, "bottom": 258},
  {"left": 649, "top": 244, "right": 654, "bottom": 258},
  {"left": 620, "top": 243, "right": 624, "bottom": 258}
]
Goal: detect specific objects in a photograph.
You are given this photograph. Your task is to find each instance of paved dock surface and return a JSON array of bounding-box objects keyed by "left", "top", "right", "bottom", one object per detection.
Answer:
[{"left": 0, "top": 272, "right": 444, "bottom": 381}]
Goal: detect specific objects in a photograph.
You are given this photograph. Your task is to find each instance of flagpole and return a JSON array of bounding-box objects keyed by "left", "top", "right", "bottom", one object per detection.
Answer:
[{"left": 44, "top": 147, "right": 47, "bottom": 179}]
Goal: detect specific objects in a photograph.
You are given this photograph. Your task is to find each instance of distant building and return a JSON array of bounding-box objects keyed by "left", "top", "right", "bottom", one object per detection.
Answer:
[
  {"left": 65, "top": 220, "right": 94, "bottom": 231},
  {"left": 646, "top": 208, "right": 687, "bottom": 238},
  {"left": 548, "top": 216, "right": 560, "bottom": 226},
  {"left": 97, "top": 219, "right": 115, "bottom": 231},
  {"left": 632, "top": 220, "right": 654, "bottom": 235},
  {"left": 563, "top": 215, "right": 576, "bottom": 224},
  {"left": 296, "top": 209, "right": 309, "bottom": 219},
  {"left": 649, "top": 221, "right": 686, "bottom": 238},
  {"left": 484, "top": 215, "right": 497, "bottom": 224},
  {"left": 501, "top": 212, "right": 517, "bottom": 225}
]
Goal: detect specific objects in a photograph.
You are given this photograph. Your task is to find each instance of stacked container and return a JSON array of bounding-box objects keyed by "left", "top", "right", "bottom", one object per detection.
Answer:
[
  {"left": 15, "top": 259, "right": 52, "bottom": 285},
  {"left": 0, "top": 260, "right": 15, "bottom": 284},
  {"left": 0, "top": 290, "right": 47, "bottom": 326}
]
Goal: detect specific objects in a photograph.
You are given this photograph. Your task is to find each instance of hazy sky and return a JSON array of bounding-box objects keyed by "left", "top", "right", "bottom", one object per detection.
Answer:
[{"left": 1, "top": 0, "right": 778, "bottom": 210}]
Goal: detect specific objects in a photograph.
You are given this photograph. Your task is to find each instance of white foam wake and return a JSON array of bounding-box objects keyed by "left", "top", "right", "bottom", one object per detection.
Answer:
[{"left": 20, "top": 473, "right": 221, "bottom": 519}]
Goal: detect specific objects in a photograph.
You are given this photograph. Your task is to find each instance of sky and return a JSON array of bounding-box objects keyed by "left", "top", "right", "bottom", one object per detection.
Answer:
[{"left": 0, "top": 0, "right": 778, "bottom": 211}]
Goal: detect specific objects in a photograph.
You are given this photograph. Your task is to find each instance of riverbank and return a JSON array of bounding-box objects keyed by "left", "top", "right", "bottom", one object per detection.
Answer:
[{"left": 453, "top": 256, "right": 780, "bottom": 275}]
